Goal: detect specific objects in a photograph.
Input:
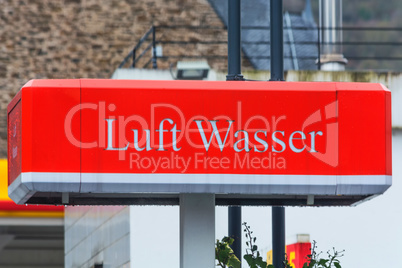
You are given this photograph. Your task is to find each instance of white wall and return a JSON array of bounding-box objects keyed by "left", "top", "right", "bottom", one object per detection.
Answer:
[
  {"left": 111, "top": 68, "right": 218, "bottom": 81},
  {"left": 65, "top": 206, "right": 130, "bottom": 268}
]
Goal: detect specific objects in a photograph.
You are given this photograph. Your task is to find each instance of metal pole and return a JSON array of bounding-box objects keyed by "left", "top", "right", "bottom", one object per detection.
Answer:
[
  {"left": 317, "top": 24, "right": 321, "bottom": 70},
  {"left": 132, "top": 48, "right": 136, "bottom": 68},
  {"left": 229, "top": 206, "right": 242, "bottom": 260},
  {"left": 270, "top": 0, "right": 284, "bottom": 81},
  {"left": 227, "top": 0, "right": 244, "bottom": 81},
  {"left": 152, "top": 26, "right": 157, "bottom": 69},
  {"left": 270, "top": 1, "right": 286, "bottom": 268},
  {"left": 227, "top": 0, "right": 243, "bottom": 262},
  {"left": 272, "top": 206, "right": 285, "bottom": 268}
]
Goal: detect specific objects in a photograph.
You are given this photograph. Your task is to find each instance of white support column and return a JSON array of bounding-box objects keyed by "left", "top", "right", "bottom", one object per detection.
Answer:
[{"left": 180, "top": 194, "right": 215, "bottom": 268}]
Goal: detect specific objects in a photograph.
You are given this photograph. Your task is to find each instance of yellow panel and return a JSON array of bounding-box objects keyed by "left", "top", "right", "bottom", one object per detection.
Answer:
[
  {"left": 266, "top": 248, "right": 288, "bottom": 266},
  {"left": 0, "top": 159, "right": 9, "bottom": 201},
  {"left": 267, "top": 250, "right": 273, "bottom": 265}
]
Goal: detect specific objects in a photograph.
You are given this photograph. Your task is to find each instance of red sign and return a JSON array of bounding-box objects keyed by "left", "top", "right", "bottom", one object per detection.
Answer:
[
  {"left": 267, "top": 241, "right": 311, "bottom": 268},
  {"left": 286, "top": 242, "right": 311, "bottom": 268},
  {"left": 7, "top": 79, "right": 392, "bottom": 205}
]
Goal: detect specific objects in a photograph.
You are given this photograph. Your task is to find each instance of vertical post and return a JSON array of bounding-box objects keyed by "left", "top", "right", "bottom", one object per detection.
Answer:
[
  {"left": 226, "top": 0, "right": 244, "bottom": 81},
  {"left": 132, "top": 48, "right": 136, "bottom": 68},
  {"left": 270, "top": 1, "right": 286, "bottom": 268},
  {"left": 227, "top": 0, "right": 243, "bottom": 262},
  {"left": 317, "top": 25, "right": 321, "bottom": 70},
  {"left": 269, "top": 0, "right": 284, "bottom": 81},
  {"left": 272, "top": 207, "right": 285, "bottom": 268},
  {"left": 180, "top": 194, "right": 215, "bottom": 268},
  {"left": 229, "top": 207, "right": 242, "bottom": 260},
  {"left": 152, "top": 26, "right": 157, "bottom": 69}
]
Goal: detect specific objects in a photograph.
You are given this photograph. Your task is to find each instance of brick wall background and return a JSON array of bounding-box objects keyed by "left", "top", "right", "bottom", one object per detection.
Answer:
[{"left": 0, "top": 0, "right": 229, "bottom": 158}]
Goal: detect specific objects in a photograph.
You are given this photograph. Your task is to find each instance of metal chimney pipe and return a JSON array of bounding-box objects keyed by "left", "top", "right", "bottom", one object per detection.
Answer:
[{"left": 319, "top": 0, "right": 347, "bottom": 70}]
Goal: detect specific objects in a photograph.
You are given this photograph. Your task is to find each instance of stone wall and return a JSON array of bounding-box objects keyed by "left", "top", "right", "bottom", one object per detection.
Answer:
[{"left": 0, "top": 0, "right": 229, "bottom": 157}]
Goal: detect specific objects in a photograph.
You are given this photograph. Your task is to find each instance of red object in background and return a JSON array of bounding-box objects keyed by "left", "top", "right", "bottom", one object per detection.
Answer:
[
  {"left": 286, "top": 242, "right": 312, "bottom": 268},
  {"left": 267, "top": 240, "right": 311, "bottom": 268}
]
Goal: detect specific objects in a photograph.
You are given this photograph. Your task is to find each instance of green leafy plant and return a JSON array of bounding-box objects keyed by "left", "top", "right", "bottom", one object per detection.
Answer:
[
  {"left": 243, "top": 222, "right": 273, "bottom": 268},
  {"left": 215, "top": 223, "right": 344, "bottom": 268},
  {"left": 303, "top": 241, "right": 344, "bottom": 268},
  {"left": 216, "top": 236, "right": 241, "bottom": 268}
]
